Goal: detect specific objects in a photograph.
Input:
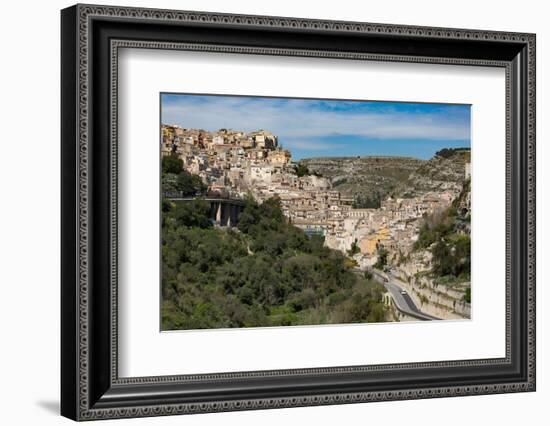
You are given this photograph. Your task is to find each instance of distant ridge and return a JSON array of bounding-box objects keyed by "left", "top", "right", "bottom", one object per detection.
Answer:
[{"left": 300, "top": 151, "right": 469, "bottom": 205}]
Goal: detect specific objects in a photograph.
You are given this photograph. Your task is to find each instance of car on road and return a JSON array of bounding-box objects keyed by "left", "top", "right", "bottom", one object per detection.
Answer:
[{"left": 400, "top": 290, "right": 407, "bottom": 295}]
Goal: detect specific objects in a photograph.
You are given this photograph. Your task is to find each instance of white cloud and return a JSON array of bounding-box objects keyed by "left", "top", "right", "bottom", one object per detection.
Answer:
[
  {"left": 161, "top": 95, "right": 470, "bottom": 142},
  {"left": 284, "top": 140, "right": 344, "bottom": 151}
]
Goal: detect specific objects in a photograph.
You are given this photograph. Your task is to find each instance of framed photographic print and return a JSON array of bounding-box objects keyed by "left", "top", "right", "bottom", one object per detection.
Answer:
[{"left": 61, "top": 4, "right": 536, "bottom": 421}]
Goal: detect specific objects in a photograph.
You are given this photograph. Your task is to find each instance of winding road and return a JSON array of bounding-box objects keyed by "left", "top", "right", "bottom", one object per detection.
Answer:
[
  {"left": 383, "top": 278, "right": 440, "bottom": 321},
  {"left": 368, "top": 270, "right": 441, "bottom": 321}
]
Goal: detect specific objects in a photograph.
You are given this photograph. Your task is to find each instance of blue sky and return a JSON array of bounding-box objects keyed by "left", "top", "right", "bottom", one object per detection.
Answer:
[{"left": 161, "top": 94, "right": 471, "bottom": 160}]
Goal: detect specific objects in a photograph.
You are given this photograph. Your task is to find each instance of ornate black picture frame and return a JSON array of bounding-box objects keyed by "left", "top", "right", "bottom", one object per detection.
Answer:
[{"left": 61, "top": 4, "right": 536, "bottom": 421}]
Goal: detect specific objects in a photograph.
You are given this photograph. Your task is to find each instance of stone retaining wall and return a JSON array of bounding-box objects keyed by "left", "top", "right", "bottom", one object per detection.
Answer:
[{"left": 393, "top": 269, "right": 471, "bottom": 320}]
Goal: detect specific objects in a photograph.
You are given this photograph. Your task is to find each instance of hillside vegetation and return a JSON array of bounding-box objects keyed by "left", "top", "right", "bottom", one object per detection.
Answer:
[
  {"left": 161, "top": 196, "right": 387, "bottom": 330},
  {"left": 404, "top": 149, "right": 470, "bottom": 193},
  {"left": 413, "top": 178, "right": 471, "bottom": 300}
]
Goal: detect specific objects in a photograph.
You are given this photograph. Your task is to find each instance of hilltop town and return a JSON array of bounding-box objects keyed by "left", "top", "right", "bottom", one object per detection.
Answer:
[{"left": 161, "top": 124, "right": 471, "bottom": 278}]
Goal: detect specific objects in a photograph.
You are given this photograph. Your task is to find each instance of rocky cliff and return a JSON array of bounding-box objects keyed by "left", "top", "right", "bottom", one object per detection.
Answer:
[
  {"left": 299, "top": 156, "right": 424, "bottom": 204},
  {"left": 300, "top": 150, "right": 470, "bottom": 203}
]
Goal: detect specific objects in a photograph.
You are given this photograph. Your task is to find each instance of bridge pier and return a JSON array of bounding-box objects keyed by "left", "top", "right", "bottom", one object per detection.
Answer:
[
  {"left": 212, "top": 201, "right": 241, "bottom": 227},
  {"left": 229, "top": 204, "right": 239, "bottom": 226},
  {"left": 167, "top": 196, "right": 245, "bottom": 228},
  {"left": 221, "top": 203, "right": 229, "bottom": 226},
  {"left": 214, "top": 201, "right": 222, "bottom": 225}
]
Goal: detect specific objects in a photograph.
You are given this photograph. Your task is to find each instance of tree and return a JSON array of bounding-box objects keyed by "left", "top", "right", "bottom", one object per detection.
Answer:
[
  {"left": 172, "top": 200, "right": 212, "bottom": 228},
  {"left": 237, "top": 197, "right": 262, "bottom": 234},
  {"left": 162, "top": 154, "right": 183, "bottom": 174},
  {"left": 238, "top": 196, "right": 285, "bottom": 236},
  {"left": 435, "top": 147, "right": 470, "bottom": 159},
  {"left": 161, "top": 197, "right": 172, "bottom": 213},
  {"left": 175, "top": 170, "right": 207, "bottom": 196},
  {"left": 463, "top": 287, "right": 471, "bottom": 304},
  {"left": 161, "top": 193, "right": 388, "bottom": 330},
  {"left": 161, "top": 173, "right": 180, "bottom": 193},
  {"left": 347, "top": 239, "right": 360, "bottom": 256},
  {"left": 294, "top": 163, "right": 310, "bottom": 177},
  {"left": 259, "top": 196, "right": 285, "bottom": 226},
  {"left": 431, "top": 240, "right": 453, "bottom": 276},
  {"left": 374, "top": 246, "right": 388, "bottom": 270}
]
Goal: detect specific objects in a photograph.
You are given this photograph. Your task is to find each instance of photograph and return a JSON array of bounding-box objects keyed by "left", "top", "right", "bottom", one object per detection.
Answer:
[
  {"left": 56, "top": 3, "right": 536, "bottom": 421},
  {"left": 160, "top": 94, "right": 472, "bottom": 331}
]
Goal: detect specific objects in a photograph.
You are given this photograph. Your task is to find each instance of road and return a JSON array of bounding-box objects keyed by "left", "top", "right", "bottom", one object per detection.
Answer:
[
  {"left": 364, "top": 269, "right": 440, "bottom": 321},
  {"left": 383, "top": 278, "right": 441, "bottom": 321}
]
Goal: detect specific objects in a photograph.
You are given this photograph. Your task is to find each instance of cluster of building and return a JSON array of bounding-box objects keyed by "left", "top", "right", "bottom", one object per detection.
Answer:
[
  {"left": 162, "top": 124, "right": 469, "bottom": 267},
  {"left": 162, "top": 124, "right": 288, "bottom": 197}
]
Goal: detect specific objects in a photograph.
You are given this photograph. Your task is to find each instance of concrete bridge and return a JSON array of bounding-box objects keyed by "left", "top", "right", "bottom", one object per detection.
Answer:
[{"left": 165, "top": 193, "right": 246, "bottom": 227}]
